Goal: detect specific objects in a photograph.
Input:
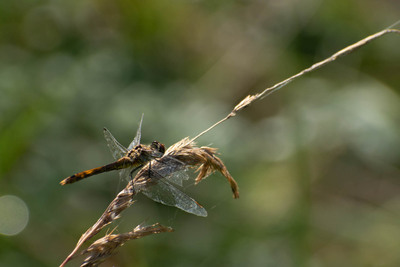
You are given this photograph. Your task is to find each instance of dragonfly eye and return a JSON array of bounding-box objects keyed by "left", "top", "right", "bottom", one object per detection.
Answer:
[{"left": 151, "top": 141, "right": 165, "bottom": 154}]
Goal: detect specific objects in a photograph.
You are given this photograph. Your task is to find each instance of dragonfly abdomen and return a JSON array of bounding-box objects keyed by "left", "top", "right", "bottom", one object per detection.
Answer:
[{"left": 60, "top": 157, "right": 135, "bottom": 185}]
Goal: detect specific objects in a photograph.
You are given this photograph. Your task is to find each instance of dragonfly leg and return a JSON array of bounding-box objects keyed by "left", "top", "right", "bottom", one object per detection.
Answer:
[
  {"left": 148, "top": 161, "right": 152, "bottom": 178},
  {"left": 129, "top": 165, "right": 142, "bottom": 182}
]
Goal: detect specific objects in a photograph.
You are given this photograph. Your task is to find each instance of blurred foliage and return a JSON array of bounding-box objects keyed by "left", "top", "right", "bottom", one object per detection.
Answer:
[{"left": 0, "top": 0, "right": 400, "bottom": 266}]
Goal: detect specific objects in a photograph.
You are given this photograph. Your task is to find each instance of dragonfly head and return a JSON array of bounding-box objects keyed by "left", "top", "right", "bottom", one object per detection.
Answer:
[{"left": 150, "top": 141, "right": 165, "bottom": 157}]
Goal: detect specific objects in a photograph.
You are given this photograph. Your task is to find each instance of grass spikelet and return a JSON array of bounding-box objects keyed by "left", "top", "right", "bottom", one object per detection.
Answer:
[
  {"left": 80, "top": 224, "right": 173, "bottom": 267},
  {"left": 133, "top": 138, "right": 239, "bottom": 198}
]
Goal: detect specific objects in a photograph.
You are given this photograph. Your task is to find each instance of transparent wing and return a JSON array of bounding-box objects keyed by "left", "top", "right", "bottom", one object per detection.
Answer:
[
  {"left": 103, "top": 128, "right": 128, "bottom": 160},
  {"left": 139, "top": 180, "right": 207, "bottom": 217},
  {"left": 128, "top": 114, "right": 144, "bottom": 150},
  {"left": 152, "top": 156, "right": 190, "bottom": 186},
  {"left": 165, "top": 169, "right": 190, "bottom": 186},
  {"left": 119, "top": 168, "right": 132, "bottom": 182},
  {"left": 103, "top": 128, "right": 133, "bottom": 181}
]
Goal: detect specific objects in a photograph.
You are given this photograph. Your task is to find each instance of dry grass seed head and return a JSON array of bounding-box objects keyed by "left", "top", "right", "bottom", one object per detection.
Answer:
[
  {"left": 134, "top": 138, "right": 239, "bottom": 198},
  {"left": 81, "top": 224, "right": 173, "bottom": 267}
]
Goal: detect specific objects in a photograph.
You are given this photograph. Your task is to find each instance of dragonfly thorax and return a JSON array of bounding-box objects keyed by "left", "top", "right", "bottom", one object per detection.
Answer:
[{"left": 125, "top": 141, "right": 165, "bottom": 164}]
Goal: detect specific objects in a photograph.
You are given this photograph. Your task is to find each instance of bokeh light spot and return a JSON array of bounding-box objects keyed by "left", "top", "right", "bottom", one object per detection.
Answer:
[{"left": 0, "top": 195, "right": 29, "bottom": 236}]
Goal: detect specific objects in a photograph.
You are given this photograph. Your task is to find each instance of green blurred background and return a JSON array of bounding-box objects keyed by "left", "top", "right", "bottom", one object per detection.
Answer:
[{"left": 1, "top": 0, "right": 399, "bottom": 266}]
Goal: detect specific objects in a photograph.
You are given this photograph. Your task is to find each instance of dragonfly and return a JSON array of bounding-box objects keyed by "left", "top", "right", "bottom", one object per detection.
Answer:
[{"left": 61, "top": 115, "right": 207, "bottom": 217}]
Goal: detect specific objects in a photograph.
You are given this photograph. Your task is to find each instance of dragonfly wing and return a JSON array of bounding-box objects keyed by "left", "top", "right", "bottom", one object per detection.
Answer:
[
  {"left": 153, "top": 156, "right": 190, "bottom": 186},
  {"left": 166, "top": 169, "right": 190, "bottom": 187},
  {"left": 118, "top": 168, "right": 131, "bottom": 181},
  {"left": 103, "top": 128, "right": 128, "bottom": 160},
  {"left": 140, "top": 180, "right": 207, "bottom": 217},
  {"left": 128, "top": 114, "right": 144, "bottom": 150}
]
